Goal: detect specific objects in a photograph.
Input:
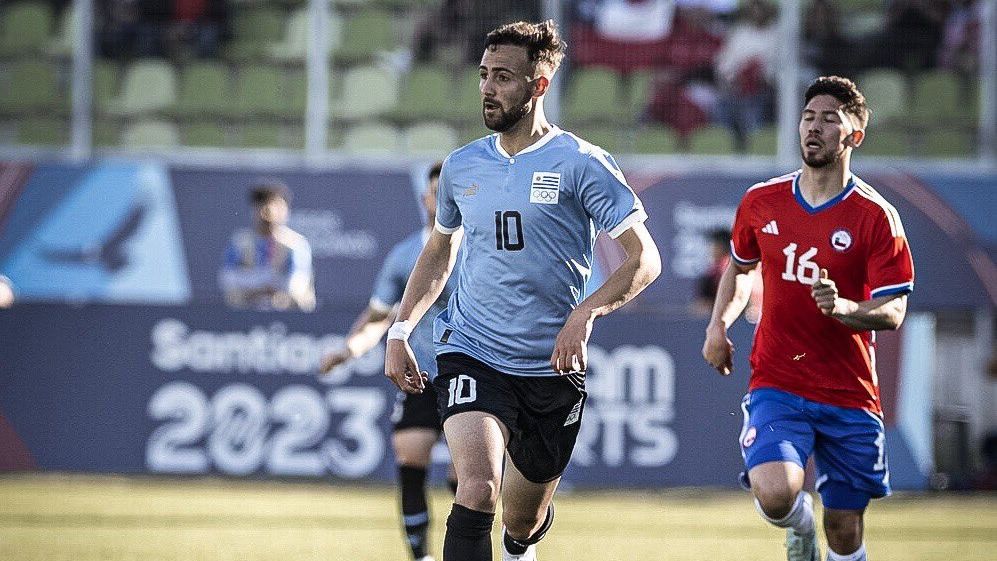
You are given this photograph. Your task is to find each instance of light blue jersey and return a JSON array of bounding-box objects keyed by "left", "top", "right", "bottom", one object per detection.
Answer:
[
  {"left": 372, "top": 229, "right": 455, "bottom": 378},
  {"left": 434, "top": 127, "right": 647, "bottom": 376}
]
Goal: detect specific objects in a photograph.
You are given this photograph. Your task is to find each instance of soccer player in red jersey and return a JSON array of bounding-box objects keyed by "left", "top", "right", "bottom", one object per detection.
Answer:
[{"left": 702, "top": 76, "right": 915, "bottom": 561}]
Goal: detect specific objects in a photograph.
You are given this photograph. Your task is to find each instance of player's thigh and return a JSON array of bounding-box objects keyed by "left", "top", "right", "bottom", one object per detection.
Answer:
[
  {"left": 813, "top": 406, "right": 890, "bottom": 510},
  {"left": 747, "top": 461, "right": 807, "bottom": 506},
  {"left": 739, "top": 389, "right": 815, "bottom": 491},
  {"left": 501, "top": 452, "right": 559, "bottom": 534},
  {"left": 392, "top": 428, "right": 440, "bottom": 467},
  {"left": 442, "top": 411, "right": 508, "bottom": 508}
]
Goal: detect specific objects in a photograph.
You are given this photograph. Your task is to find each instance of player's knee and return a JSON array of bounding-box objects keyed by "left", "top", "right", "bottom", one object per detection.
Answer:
[
  {"left": 455, "top": 476, "right": 501, "bottom": 511},
  {"left": 502, "top": 509, "right": 543, "bottom": 539},
  {"left": 754, "top": 486, "right": 798, "bottom": 520},
  {"left": 823, "top": 511, "right": 863, "bottom": 548}
]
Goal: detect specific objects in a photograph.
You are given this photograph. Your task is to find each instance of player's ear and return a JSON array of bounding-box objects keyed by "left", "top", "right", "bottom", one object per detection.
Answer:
[
  {"left": 533, "top": 76, "right": 550, "bottom": 98},
  {"left": 846, "top": 129, "right": 865, "bottom": 148}
]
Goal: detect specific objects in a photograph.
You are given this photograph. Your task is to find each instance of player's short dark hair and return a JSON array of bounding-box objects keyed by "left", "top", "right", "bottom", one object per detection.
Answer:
[
  {"left": 428, "top": 161, "right": 443, "bottom": 182},
  {"left": 484, "top": 20, "right": 566, "bottom": 76},
  {"left": 804, "top": 76, "right": 870, "bottom": 128},
  {"left": 250, "top": 180, "right": 290, "bottom": 205}
]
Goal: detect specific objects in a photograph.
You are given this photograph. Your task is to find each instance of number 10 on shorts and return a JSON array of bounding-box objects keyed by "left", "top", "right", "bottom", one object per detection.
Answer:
[{"left": 447, "top": 375, "right": 477, "bottom": 407}]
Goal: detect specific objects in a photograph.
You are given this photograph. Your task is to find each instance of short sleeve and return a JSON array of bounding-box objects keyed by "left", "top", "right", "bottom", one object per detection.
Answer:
[
  {"left": 578, "top": 150, "right": 647, "bottom": 238},
  {"left": 435, "top": 157, "right": 461, "bottom": 234},
  {"left": 730, "top": 194, "right": 760, "bottom": 265},
  {"left": 867, "top": 208, "right": 914, "bottom": 298},
  {"left": 369, "top": 243, "right": 406, "bottom": 311}
]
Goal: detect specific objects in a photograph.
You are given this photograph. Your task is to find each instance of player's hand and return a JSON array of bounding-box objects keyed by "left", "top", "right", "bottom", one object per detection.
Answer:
[
  {"left": 811, "top": 268, "right": 847, "bottom": 316},
  {"left": 551, "top": 310, "right": 594, "bottom": 374},
  {"left": 318, "top": 347, "right": 352, "bottom": 376},
  {"left": 702, "top": 321, "right": 734, "bottom": 375},
  {"left": 384, "top": 339, "right": 427, "bottom": 393}
]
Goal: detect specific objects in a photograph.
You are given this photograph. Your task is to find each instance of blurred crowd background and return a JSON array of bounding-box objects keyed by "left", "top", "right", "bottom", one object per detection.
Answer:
[{"left": 0, "top": 0, "right": 991, "bottom": 159}]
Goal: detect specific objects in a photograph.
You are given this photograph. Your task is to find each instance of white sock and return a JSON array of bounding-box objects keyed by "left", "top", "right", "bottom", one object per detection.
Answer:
[
  {"left": 827, "top": 544, "right": 866, "bottom": 561},
  {"left": 754, "top": 491, "right": 815, "bottom": 535}
]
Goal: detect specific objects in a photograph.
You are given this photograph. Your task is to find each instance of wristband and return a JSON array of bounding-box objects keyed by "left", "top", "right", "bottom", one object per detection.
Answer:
[{"left": 386, "top": 320, "right": 414, "bottom": 341}]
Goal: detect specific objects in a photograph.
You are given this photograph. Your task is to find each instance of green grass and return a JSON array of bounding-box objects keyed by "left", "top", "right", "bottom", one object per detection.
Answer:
[{"left": 1, "top": 474, "right": 994, "bottom": 560}]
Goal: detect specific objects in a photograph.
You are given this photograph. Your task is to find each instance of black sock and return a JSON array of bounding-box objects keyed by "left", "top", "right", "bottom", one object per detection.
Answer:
[
  {"left": 399, "top": 465, "right": 429, "bottom": 559},
  {"left": 447, "top": 478, "right": 458, "bottom": 496},
  {"left": 443, "top": 503, "right": 494, "bottom": 561},
  {"left": 503, "top": 503, "right": 554, "bottom": 555}
]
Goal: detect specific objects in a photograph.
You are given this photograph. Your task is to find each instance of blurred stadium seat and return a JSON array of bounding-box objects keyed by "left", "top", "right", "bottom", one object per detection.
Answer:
[
  {"left": 331, "top": 65, "right": 399, "bottom": 120},
  {"left": 0, "top": 1, "right": 53, "bottom": 55},
  {"left": 105, "top": 60, "right": 177, "bottom": 117},
  {"left": 342, "top": 121, "right": 401, "bottom": 153},
  {"left": 121, "top": 119, "right": 180, "bottom": 148},
  {"left": 689, "top": 126, "right": 735, "bottom": 155},
  {"left": 404, "top": 121, "right": 458, "bottom": 155}
]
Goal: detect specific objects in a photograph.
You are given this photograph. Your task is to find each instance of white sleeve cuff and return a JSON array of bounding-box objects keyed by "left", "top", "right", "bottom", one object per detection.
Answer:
[
  {"left": 434, "top": 219, "right": 461, "bottom": 235},
  {"left": 607, "top": 208, "right": 648, "bottom": 239}
]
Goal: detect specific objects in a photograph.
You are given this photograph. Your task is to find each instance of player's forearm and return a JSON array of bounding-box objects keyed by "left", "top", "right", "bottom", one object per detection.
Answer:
[
  {"left": 708, "top": 262, "right": 754, "bottom": 330},
  {"left": 396, "top": 230, "right": 461, "bottom": 325},
  {"left": 831, "top": 294, "right": 907, "bottom": 331},
  {"left": 577, "top": 233, "right": 661, "bottom": 320},
  {"left": 343, "top": 307, "right": 394, "bottom": 358}
]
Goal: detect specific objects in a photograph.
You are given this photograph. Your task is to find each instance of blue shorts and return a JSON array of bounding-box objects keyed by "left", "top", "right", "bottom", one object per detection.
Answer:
[{"left": 739, "top": 388, "right": 891, "bottom": 510}]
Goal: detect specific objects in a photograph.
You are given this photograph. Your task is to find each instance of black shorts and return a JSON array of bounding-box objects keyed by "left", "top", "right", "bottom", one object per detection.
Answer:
[
  {"left": 434, "top": 352, "right": 586, "bottom": 483},
  {"left": 390, "top": 382, "right": 443, "bottom": 432}
]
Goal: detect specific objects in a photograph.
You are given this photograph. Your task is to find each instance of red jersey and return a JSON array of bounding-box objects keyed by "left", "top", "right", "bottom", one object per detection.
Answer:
[{"left": 730, "top": 171, "right": 915, "bottom": 414}]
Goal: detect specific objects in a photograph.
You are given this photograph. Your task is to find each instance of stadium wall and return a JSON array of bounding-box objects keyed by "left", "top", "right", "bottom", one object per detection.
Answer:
[{"left": 0, "top": 159, "right": 994, "bottom": 489}]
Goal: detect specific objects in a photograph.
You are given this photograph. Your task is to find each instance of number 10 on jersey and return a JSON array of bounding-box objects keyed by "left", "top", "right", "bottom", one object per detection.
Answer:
[{"left": 495, "top": 211, "right": 524, "bottom": 251}]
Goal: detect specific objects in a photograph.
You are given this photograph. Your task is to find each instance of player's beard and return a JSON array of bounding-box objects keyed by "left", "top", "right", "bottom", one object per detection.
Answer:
[
  {"left": 801, "top": 143, "right": 846, "bottom": 168},
  {"left": 483, "top": 90, "right": 533, "bottom": 132}
]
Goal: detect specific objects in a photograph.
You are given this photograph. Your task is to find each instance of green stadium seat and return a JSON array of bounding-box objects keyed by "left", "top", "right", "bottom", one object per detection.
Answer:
[
  {"left": 689, "top": 126, "right": 735, "bottom": 154},
  {"left": 626, "top": 71, "right": 653, "bottom": 118},
  {"left": 94, "top": 60, "right": 119, "bottom": 114},
  {"left": 635, "top": 125, "right": 679, "bottom": 154},
  {"left": 331, "top": 64, "right": 398, "bottom": 119},
  {"left": 184, "top": 120, "right": 228, "bottom": 146},
  {"left": 747, "top": 126, "right": 777, "bottom": 156},
  {"left": 93, "top": 120, "right": 118, "bottom": 147},
  {"left": 454, "top": 70, "right": 483, "bottom": 123},
  {"left": 858, "top": 69, "right": 907, "bottom": 124},
  {"left": 176, "top": 62, "right": 231, "bottom": 117},
  {"left": 921, "top": 128, "right": 972, "bottom": 158},
  {"left": 105, "top": 60, "right": 177, "bottom": 116},
  {"left": 573, "top": 126, "right": 621, "bottom": 153},
  {"left": 241, "top": 123, "right": 283, "bottom": 147},
  {"left": 0, "top": 60, "right": 63, "bottom": 114},
  {"left": 121, "top": 119, "right": 180, "bottom": 148},
  {"left": 334, "top": 9, "right": 395, "bottom": 62},
  {"left": 16, "top": 117, "right": 66, "bottom": 145},
  {"left": 861, "top": 126, "right": 909, "bottom": 156},
  {"left": 913, "top": 71, "right": 966, "bottom": 122},
  {"left": 227, "top": 7, "right": 285, "bottom": 60},
  {"left": 404, "top": 121, "right": 458, "bottom": 155},
  {"left": 285, "top": 71, "right": 308, "bottom": 118},
  {"left": 268, "top": 7, "right": 344, "bottom": 63},
  {"left": 342, "top": 121, "right": 401, "bottom": 153},
  {"left": 394, "top": 65, "right": 451, "bottom": 122},
  {"left": 230, "top": 65, "right": 283, "bottom": 118},
  {"left": 459, "top": 123, "right": 491, "bottom": 145},
  {"left": 0, "top": 1, "right": 53, "bottom": 54},
  {"left": 563, "top": 67, "right": 627, "bottom": 124}
]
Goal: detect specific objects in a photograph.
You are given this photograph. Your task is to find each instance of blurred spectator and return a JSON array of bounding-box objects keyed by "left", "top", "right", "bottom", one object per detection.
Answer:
[
  {"left": 692, "top": 227, "right": 731, "bottom": 314},
  {"left": 938, "top": 0, "right": 983, "bottom": 75},
  {"left": 802, "top": 0, "right": 860, "bottom": 78},
  {"left": 592, "top": 0, "right": 676, "bottom": 43},
  {"left": 0, "top": 275, "right": 14, "bottom": 309},
  {"left": 971, "top": 432, "right": 997, "bottom": 491},
  {"left": 712, "top": 0, "right": 778, "bottom": 152},
  {"left": 875, "top": 0, "right": 950, "bottom": 70},
  {"left": 412, "top": 0, "right": 540, "bottom": 64},
  {"left": 219, "top": 181, "right": 315, "bottom": 312},
  {"left": 98, "top": 0, "right": 228, "bottom": 59}
]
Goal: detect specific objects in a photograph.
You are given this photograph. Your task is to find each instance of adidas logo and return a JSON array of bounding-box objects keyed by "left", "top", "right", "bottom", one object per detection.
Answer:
[{"left": 761, "top": 220, "right": 780, "bottom": 235}]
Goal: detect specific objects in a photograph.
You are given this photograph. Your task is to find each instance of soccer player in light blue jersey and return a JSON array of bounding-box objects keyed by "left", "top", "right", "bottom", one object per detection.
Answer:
[
  {"left": 320, "top": 163, "right": 456, "bottom": 561},
  {"left": 384, "top": 20, "right": 661, "bottom": 561}
]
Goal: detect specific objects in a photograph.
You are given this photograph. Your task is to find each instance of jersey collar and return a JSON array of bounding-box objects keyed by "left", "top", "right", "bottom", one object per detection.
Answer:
[
  {"left": 493, "top": 126, "right": 562, "bottom": 158},
  {"left": 792, "top": 173, "right": 857, "bottom": 214}
]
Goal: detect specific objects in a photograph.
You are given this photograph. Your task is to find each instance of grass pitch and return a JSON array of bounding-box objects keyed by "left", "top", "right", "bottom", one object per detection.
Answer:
[{"left": 1, "top": 474, "right": 994, "bottom": 561}]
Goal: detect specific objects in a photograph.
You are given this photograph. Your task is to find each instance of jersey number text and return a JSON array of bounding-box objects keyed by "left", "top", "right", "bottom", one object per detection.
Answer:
[
  {"left": 495, "top": 210, "right": 525, "bottom": 251},
  {"left": 781, "top": 243, "right": 820, "bottom": 285}
]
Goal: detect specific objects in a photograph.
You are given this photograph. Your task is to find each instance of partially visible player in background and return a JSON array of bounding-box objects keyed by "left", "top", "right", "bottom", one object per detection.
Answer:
[
  {"left": 320, "top": 162, "right": 457, "bottom": 561},
  {"left": 0, "top": 274, "right": 14, "bottom": 308},
  {"left": 385, "top": 20, "right": 660, "bottom": 561},
  {"left": 702, "top": 76, "right": 914, "bottom": 561},
  {"left": 219, "top": 181, "right": 315, "bottom": 312}
]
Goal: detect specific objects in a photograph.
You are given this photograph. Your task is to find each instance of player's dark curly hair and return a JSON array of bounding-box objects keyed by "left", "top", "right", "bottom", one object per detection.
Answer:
[
  {"left": 484, "top": 20, "right": 566, "bottom": 76},
  {"left": 428, "top": 161, "right": 443, "bottom": 181},
  {"left": 250, "top": 180, "right": 290, "bottom": 205},
  {"left": 804, "top": 76, "right": 870, "bottom": 128}
]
